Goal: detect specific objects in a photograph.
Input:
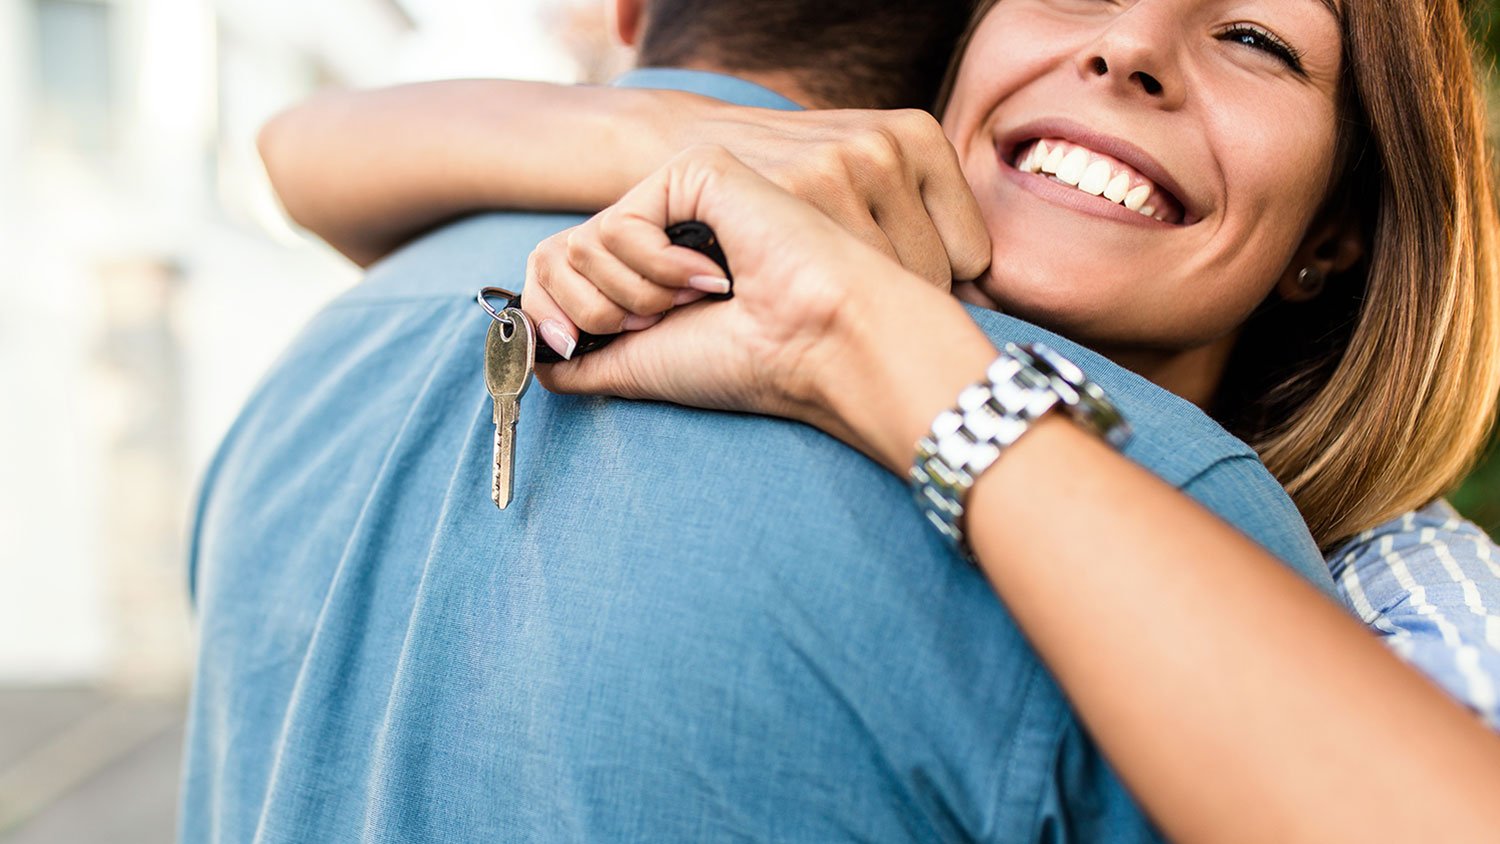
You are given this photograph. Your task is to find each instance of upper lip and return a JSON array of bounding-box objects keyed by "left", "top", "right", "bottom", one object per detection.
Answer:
[{"left": 998, "top": 118, "right": 1202, "bottom": 223}]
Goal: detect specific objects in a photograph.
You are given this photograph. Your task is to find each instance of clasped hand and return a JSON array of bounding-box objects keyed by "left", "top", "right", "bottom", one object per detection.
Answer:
[{"left": 521, "top": 143, "right": 993, "bottom": 468}]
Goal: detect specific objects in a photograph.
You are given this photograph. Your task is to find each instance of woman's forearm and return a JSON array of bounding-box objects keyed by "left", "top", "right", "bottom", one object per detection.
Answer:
[
  {"left": 826, "top": 291, "right": 1500, "bottom": 843},
  {"left": 258, "top": 81, "right": 704, "bottom": 265}
]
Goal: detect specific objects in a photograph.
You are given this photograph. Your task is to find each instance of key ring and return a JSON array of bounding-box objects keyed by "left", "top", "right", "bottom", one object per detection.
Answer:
[
  {"left": 477, "top": 286, "right": 521, "bottom": 322},
  {"left": 477, "top": 286, "right": 530, "bottom": 340}
]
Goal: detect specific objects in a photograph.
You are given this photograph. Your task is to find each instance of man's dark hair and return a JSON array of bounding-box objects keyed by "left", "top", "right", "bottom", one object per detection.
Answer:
[{"left": 637, "top": 1, "right": 979, "bottom": 111}]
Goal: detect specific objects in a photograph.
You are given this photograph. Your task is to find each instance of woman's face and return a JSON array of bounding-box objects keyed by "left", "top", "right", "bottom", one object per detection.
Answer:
[{"left": 942, "top": 0, "right": 1346, "bottom": 356}]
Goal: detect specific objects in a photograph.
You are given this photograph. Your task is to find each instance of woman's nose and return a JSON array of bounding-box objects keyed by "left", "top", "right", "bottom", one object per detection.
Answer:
[{"left": 1076, "top": 4, "right": 1187, "bottom": 110}]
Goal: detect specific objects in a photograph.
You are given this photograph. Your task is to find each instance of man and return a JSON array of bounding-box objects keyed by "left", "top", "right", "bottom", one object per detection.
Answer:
[{"left": 181, "top": 1, "right": 1336, "bottom": 840}]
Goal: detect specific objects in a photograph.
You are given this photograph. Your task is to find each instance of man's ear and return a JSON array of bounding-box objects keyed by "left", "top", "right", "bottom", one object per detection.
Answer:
[
  {"left": 610, "top": 0, "right": 646, "bottom": 47},
  {"left": 1276, "top": 215, "right": 1365, "bottom": 303}
]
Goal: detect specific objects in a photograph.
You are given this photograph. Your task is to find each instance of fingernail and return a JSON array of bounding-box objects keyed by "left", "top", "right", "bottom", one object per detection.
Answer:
[
  {"left": 672, "top": 289, "right": 708, "bottom": 306},
  {"left": 687, "top": 275, "right": 731, "bottom": 295},
  {"left": 538, "top": 319, "right": 576, "bottom": 360},
  {"left": 621, "top": 313, "right": 663, "bottom": 331}
]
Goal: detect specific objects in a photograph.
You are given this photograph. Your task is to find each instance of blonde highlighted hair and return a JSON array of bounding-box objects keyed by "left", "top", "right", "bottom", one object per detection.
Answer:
[{"left": 940, "top": 0, "right": 1500, "bottom": 550}]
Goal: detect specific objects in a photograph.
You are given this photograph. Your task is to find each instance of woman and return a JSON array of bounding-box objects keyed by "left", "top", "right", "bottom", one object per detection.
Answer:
[{"left": 258, "top": 0, "right": 1500, "bottom": 838}]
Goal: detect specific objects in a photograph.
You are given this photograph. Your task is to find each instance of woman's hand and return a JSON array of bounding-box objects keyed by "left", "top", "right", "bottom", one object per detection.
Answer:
[
  {"left": 528, "top": 145, "right": 999, "bottom": 471},
  {"left": 683, "top": 105, "right": 992, "bottom": 286},
  {"left": 259, "top": 80, "right": 990, "bottom": 274},
  {"left": 519, "top": 102, "right": 997, "bottom": 355}
]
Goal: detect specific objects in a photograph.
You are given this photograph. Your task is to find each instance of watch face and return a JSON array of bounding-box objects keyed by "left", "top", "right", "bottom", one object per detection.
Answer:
[
  {"left": 1032, "top": 343, "right": 1086, "bottom": 386},
  {"left": 1025, "top": 343, "right": 1132, "bottom": 450}
]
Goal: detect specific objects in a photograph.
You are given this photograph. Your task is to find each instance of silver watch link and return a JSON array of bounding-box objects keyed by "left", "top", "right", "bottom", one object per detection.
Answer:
[{"left": 910, "top": 343, "right": 1131, "bottom": 553}]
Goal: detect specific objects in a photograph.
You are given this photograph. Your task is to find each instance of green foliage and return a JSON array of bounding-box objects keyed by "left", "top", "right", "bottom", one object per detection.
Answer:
[
  {"left": 1453, "top": 434, "right": 1500, "bottom": 538},
  {"left": 1473, "top": 1, "right": 1500, "bottom": 72},
  {"left": 1458, "top": 2, "right": 1500, "bottom": 538}
]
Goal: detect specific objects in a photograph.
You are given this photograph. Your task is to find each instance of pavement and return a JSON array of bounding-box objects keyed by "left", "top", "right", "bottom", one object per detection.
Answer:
[{"left": 0, "top": 688, "right": 185, "bottom": 844}]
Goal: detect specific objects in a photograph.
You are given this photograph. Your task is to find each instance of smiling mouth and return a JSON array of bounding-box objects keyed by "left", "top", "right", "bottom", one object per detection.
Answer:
[{"left": 1010, "top": 139, "right": 1187, "bottom": 225}]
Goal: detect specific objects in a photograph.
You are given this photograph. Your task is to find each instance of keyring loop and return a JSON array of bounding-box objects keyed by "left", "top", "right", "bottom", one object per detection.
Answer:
[{"left": 477, "top": 286, "right": 522, "bottom": 323}]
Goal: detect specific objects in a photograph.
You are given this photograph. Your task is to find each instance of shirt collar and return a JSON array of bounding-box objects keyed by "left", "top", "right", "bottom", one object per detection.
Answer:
[{"left": 612, "top": 68, "right": 804, "bottom": 111}]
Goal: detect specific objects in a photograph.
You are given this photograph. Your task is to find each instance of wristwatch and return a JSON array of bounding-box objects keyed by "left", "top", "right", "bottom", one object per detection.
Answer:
[{"left": 910, "top": 342, "right": 1131, "bottom": 552}]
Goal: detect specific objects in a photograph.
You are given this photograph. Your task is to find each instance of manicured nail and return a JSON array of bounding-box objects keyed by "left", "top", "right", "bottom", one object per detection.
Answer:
[
  {"left": 538, "top": 319, "right": 576, "bottom": 361},
  {"left": 687, "top": 275, "right": 731, "bottom": 294},
  {"left": 621, "top": 313, "right": 663, "bottom": 331},
  {"left": 672, "top": 289, "right": 708, "bottom": 306}
]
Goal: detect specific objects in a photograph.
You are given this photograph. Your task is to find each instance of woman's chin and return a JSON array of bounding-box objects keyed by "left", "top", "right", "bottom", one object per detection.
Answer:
[{"left": 978, "top": 273, "right": 1120, "bottom": 342}]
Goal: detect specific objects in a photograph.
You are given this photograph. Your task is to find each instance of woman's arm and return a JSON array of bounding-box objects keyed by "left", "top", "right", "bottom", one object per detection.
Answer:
[
  {"left": 840, "top": 332, "right": 1500, "bottom": 843},
  {"left": 258, "top": 80, "right": 989, "bottom": 278},
  {"left": 535, "top": 147, "right": 1500, "bottom": 843},
  {"left": 257, "top": 81, "right": 687, "bottom": 266}
]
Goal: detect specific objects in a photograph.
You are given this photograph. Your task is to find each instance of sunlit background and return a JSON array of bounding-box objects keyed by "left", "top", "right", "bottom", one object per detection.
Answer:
[
  {"left": 0, "top": 0, "right": 1497, "bottom": 840},
  {"left": 0, "top": 1, "right": 625, "bottom": 838}
]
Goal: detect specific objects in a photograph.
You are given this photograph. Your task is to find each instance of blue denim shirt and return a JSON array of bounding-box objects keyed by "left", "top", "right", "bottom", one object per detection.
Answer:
[{"left": 181, "top": 69, "right": 1335, "bottom": 843}]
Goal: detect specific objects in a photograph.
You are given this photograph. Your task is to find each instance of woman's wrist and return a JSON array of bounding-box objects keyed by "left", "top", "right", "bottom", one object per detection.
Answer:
[
  {"left": 816, "top": 277, "right": 999, "bottom": 475},
  {"left": 593, "top": 88, "right": 769, "bottom": 214},
  {"left": 612, "top": 89, "right": 729, "bottom": 206}
]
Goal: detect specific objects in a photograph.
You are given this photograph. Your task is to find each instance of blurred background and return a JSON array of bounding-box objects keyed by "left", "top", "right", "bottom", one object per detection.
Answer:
[
  {"left": 0, "top": 0, "right": 625, "bottom": 839},
  {"left": 0, "top": 0, "right": 1496, "bottom": 841}
]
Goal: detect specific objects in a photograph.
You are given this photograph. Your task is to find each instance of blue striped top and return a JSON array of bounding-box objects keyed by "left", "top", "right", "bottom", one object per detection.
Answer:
[{"left": 1330, "top": 500, "right": 1500, "bottom": 729}]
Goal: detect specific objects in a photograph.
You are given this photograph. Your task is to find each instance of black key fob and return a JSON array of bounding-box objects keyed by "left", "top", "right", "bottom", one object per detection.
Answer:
[{"left": 524, "top": 221, "right": 733, "bottom": 364}]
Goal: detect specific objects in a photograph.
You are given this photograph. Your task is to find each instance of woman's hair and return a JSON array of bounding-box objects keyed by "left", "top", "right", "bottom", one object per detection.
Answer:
[{"left": 939, "top": 0, "right": 1500, "bottom": 551}]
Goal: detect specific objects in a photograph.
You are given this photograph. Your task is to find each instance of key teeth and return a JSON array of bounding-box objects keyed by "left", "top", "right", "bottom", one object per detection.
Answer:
[{"left": 492, "top": 408, "right": 516, "bottom": 509}]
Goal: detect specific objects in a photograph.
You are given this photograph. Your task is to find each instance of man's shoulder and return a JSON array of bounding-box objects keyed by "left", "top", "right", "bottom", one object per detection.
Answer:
[
  {"left": 964, "top": 305, "right": 1256, "bottom": 488},
  {"left": 964, "top": 305, "right": 1331, "bottom": 590},
  {"left": 349, "top": 210, "right": 590, "bottom": 304}
]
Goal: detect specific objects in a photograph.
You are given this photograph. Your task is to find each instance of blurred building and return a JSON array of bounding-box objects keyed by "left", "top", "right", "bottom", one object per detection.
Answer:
[{"left": 0, "top": 0, "right": 607, "bottom": 691}]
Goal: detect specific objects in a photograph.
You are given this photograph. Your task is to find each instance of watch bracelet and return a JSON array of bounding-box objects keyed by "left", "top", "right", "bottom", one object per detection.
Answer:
[{"left": 909, "top": 342, "right": 1131, "bottom": 553}]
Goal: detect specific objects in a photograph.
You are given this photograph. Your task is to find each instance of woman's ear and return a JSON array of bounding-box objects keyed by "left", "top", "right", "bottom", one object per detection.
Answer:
[
  {"left": 611, "top": 0, "right": 647, "bottom": 47},
  {"left": 1276, "top": 216, "right": 1365, "bottom": 303}
]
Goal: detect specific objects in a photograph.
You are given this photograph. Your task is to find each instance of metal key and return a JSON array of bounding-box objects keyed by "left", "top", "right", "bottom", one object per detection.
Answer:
[{"left": 484, "top": 307, "right": 536, "bottom": 508}]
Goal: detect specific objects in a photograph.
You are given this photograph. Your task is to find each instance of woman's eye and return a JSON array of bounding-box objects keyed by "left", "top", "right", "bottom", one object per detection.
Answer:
[{"left": 1219, "top": 24, "right": 1305, "bottom": 74}]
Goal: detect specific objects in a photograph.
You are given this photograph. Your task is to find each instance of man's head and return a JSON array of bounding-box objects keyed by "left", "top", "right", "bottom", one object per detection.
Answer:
[{"left": 610, "top": 0, "right": 977, "bottom": 111}]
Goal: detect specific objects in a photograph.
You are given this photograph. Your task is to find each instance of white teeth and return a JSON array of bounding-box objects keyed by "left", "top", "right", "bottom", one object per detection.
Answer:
[
  {"left": 1043, "top": 144, "right": 1066, "bottom": 173},
  {"left": 1079, "top": 160, "right": 1111, "bottom": 196},
  {"left": 1104, "top": 172, "right": 1130, "bottom": 203},
  {"left": 1056, "top": 148, "right": 1089, "bottom": 185},
  {"left": 1019, "top": 140, "right": 1177, "bottom": 222}
]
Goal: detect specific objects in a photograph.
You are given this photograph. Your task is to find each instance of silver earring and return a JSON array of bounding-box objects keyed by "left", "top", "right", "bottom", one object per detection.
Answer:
[{"left": 1297, "top": 267, "right": 1326, "bottom": 296}]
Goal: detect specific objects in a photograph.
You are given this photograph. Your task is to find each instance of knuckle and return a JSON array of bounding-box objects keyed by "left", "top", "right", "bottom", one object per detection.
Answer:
[
  {"left": 597, "top": 219, "right": 629, "bottom": 253},
  {"left": 613, "top": 285, "right": 649, "bottom": 315},
  {"left": 954, "top": 233, "right": 993, "bottom": 279},
  {"left": 530, "top": 254, "right": 556, "bottom": 293},
  {"left": 575, "top": 302, "right": 624, "bottom": 336},
  {"left": 807, "top": 142, "right": 851, "bottom": 182},
  {"left": 538, "top": 231, "right": 567, "bottom": 259},
  {"left": 850, "top": 126, "right": 903, "bottom": 175},
  {"left": 892, "top": 108, "right": 943, "bottom": 145},
  {"left": 623, "top": 285, "right": 671, "bottom": 316},
  {"left": 565, "top": 231, "right": 591, "bottom": 267}
]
